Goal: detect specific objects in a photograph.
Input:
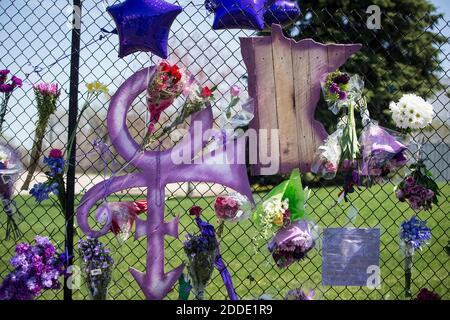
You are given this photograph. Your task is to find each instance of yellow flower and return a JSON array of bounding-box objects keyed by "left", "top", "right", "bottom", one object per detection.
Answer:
[
  {"left": 86, "top": 81, "right": 108, "bottom": 94},
  {"left": 273, "top": 212, "right": 284, "bottom": 226}
]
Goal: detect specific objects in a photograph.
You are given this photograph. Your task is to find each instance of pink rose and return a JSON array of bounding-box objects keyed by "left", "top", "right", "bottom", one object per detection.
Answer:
[{"left": 230, "top": 85, "right": 240, "bottom": 97}]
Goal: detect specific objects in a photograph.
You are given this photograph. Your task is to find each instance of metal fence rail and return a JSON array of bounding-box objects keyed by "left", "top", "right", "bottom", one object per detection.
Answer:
[{"left": 0, "top": 1, "right": 448, "bottom": 300}]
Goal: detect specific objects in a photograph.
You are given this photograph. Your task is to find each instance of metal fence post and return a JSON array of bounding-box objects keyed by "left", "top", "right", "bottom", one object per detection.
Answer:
[{"left": 64, "top": 0, "right": 82, "bottom": 301}]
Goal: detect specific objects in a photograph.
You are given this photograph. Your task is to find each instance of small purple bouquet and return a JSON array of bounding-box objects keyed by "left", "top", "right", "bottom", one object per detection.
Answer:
[
  {"left": 395, "top": 161, "right": 439, "bottom": 211},
  {"left": 0, "top": 235, "right": 66, "bottom": 300},
  {"left": 268, "top": 220, "right": 315, "bottom": 269},
  {"left": 0, "top": 143, "right": 24, "bottom": 239},
  {"left": 30, "top": 148, "right": 66, "bottom": 213},
  {"left": 360, "top": 123, "right": 408, "bottom": 182},
  {"left": 22, "top": 83, "right": 60, "bottom": 190},
  {"left": 0, "top": 69, "right": 22, "bottom": 133},
  {"left": 184, "top": 206, "right": 238, "bottom": 300},
  {"left": 400, "top": 216, "right": 431, "bottom": 297},
  {"left": 321, "top": 71, "right": 364, "bottom": 115},
  {"left": 78, "top": 238, "right": 114, "bottom": 300},
  {"left": 183, "top": 207, "right": 217, "bottom": 300}
]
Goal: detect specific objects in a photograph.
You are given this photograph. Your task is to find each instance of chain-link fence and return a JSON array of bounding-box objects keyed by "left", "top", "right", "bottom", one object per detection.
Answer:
[{"left": 0, "top": 0, "right": 448, "bottom": 300}]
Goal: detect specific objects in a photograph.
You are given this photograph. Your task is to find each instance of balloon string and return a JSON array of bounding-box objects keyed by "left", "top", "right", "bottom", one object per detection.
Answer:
[{"left": 20, "top": 31, "right": 111, "bottom": 81}]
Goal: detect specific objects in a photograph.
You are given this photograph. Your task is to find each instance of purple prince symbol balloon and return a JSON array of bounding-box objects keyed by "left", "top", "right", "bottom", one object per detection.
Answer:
[
  {"left": 107, "top": 0, "right": 182, "bottom": 58},
  {"left": 76, "top": 67, "right": 254, "bottom": 300}
]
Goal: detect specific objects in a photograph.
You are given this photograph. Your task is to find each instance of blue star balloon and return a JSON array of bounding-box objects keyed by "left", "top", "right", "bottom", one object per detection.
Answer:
[
  {"left": 107, "top": 0, "right": 182, "bottom": 58},
  {"left": 205, "top": 0, "right": 266, "bottom": 30},
  {"left": 263, "top": 0, "right": 301, "bottom": 26}
]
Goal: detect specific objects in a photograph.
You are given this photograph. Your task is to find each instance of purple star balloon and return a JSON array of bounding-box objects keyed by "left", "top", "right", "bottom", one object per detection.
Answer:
[
  {"left": 205, "top": 0, "right": 265, "bottom": 30},
  {"left": 263, "top": 1, "right": 301, "bottom": 26},
  {"left": 107, "top": 0, "right": 182, "bottom": 58}
]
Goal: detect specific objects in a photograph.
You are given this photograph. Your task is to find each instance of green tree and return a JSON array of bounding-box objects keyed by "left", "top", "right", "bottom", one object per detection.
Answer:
[{"left": 289, "top": 0, "right": 447, "bottom": 131}]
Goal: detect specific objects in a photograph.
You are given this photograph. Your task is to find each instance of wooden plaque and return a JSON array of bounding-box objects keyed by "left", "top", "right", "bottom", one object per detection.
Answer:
[{"left": 240, "top": 24, "right": 362, "bottom": 175}]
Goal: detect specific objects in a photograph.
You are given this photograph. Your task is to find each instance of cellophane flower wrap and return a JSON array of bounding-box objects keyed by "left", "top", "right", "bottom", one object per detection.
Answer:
[
  {"left": 395, "top": 161, "right": 439, "bottom": 211},
  {"left": 214, "top": 192, "right": 253, "bottom": 222},
  {"left": 22, "top": 83, "right": 60, "bottom": 190},
  {"left": 29, "top": 148, "right": 66, "bottom": 213},
  {"left": 0, "top": 235, "right": 66, "bottom": 300},
  {"left": 145, "top": 61, "right": 185, "bottom": 139},
  {"left": 95, "top": 200, "right": 147, "bottom": 242},
  {"left": 311, "top": 126, "right": 343, "bottom": 180},
  {"left": 0, "top": 143, "right": 24, "bottom": 239},
  {"left": 253, "top": 169, "right": 316, "bottom": 268},
  {"left": 78, "top": 238, "right": 114, "bottom": 300},
  {"left": 399, "top": 216, "right": 431, "bottom": 297},
  {"left": 183, "top": 208, "right": 217, "bottom": 300},
  {"left": 0, "top": 69, "right": 22, "bottom": 133},
  {"left": 360, "top": 123, "right": 408, "bottom": 182}
]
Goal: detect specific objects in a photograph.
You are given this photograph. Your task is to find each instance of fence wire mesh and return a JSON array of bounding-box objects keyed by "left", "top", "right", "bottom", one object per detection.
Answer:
[{"left": 0, "top": 0, "right": 448, "bottom": 300}]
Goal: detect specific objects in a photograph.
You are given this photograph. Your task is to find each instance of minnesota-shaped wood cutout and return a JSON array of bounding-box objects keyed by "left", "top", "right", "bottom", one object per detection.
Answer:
[{"left": 240, "top": 24, "right": 362, "bottom": 175}]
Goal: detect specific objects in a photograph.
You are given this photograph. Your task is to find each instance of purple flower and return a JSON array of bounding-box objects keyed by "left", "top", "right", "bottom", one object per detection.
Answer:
[
  {"left": 0, "top": 83, "right": 14, "bottom": 93},
  {"left": 329, "top": 82, "right": 340, "bottom": 94},
  {"left": 395, "top": 189, "right": 405, "bottom": 201},
  {"left": 0, "top": 69, "right": 10, "bottom": 76},
  {"left": 405, "top": 176, "right": 415, "bottom": 187},
  {"left": 333, "top": 73, "right": 350, "bottom": 84},
  {"left": 11, "top": 75, "right": 22, "bottom": 88},
  {"left": 338, "top": 91, "right": 348, "bottom": 100},
  {"left": 15, "top": 243, "right": 31, "bottom": 254}
]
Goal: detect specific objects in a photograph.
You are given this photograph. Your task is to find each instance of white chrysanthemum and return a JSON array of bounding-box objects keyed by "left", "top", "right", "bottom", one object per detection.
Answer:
[{"left": 389, "top": 94, "right": 434, "bottom": 130}]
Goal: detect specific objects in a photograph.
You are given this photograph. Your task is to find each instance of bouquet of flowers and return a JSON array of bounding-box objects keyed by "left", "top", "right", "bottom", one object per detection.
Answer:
[
  {"left": 0, "top": 235, "right": 66, "bottom": 300},
  {"left": 183, "top": 206, "right": 217, "bottom": 300},
  {"left": 285, "top": 287, "right": 315, "bottom": 300},
  {"left": 29, "top": 148, "right": 66, "bottom": 213},
  {"left": 321, "top": 71, "right": 364, "bottom": 164},
  {"left": 399, "top": 216, "right": 431, "bottom": 297},
  {"left": 395, "top": 161, "right": 439, "bottom": 211},
  {"left": 144, "top": 61, "right": 186, "bottom": 143},
  {"left": 253, "top": 169, "right": 316, "bottom": 268},
  {"left": 184, "top": 206, "right": 238, "bottom": 300},
  {"left": 311, "top": 125, "right": 343, "bottom": 180},
  {"left": 0, "top": 143, "right": 24, "bottom": 239},
  {"left": 158, "top": 76, "right": 216, "bottom": 138},
  {"left": 214, "top": 193, "right": 253, "bottom": 222},
  {"left": 359, "top": 123, "right": 408, "bottom": 182},
  {"left": 389, "top": 94, "right": 434, "bottom": 132},
  {"left": 268, "top": 219, "right": 315, "bottom": 268},
  {"left": 0, "top": 69, "right": 22, "bottom": 133},
  {"left": 95, "top": 200, "right": 147, "bottom": 242},
  {"left": 22, "top": 83, "right": 60, "bottom": 190},
  {"left": 321, "top": 70, "right": 364, "bottom": 114},
  {"left": 78, "top": 238, "right": 114, "bottom": 300}
]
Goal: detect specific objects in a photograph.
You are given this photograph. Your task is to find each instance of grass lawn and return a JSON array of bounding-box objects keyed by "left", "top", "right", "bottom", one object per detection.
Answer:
[{"left": 0, "top": 183, "right": 448, "bottom": 300}]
